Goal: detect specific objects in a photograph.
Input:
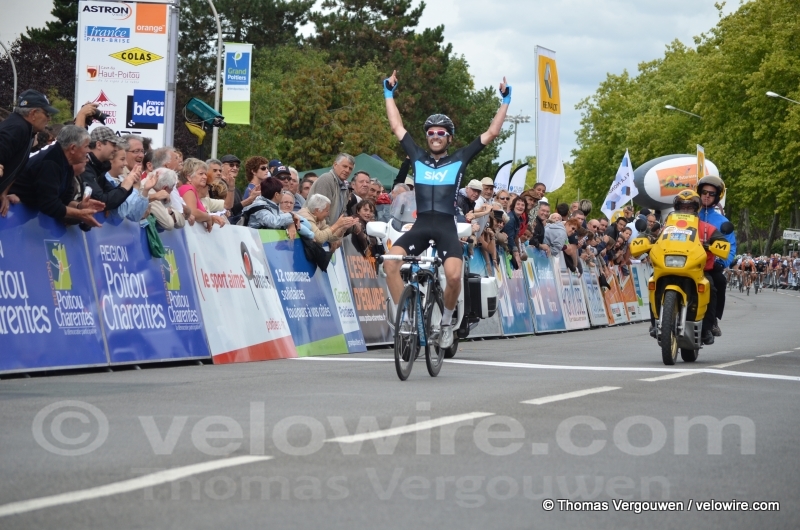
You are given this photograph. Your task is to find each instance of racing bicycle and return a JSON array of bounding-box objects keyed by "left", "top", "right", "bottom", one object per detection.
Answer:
[{"left": 380, "top": 248, "right": 447, "bottom": 381}]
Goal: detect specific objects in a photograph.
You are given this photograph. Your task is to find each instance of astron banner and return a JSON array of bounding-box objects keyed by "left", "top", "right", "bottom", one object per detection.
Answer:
[
  {"left": 222, "top": 42, "right": 253, "bottom": 124},
  {"left": 535, "top": 46, "right": 563, "bottom": 192},
  {"left": 76, "top": 0, "right": 172, "bottom": 146}
]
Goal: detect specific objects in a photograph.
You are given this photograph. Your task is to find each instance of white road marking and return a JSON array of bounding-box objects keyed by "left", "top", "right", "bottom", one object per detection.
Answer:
[
  {"left": 795, "top": 347, "right": 800, "bottom": 350},
  {"left": 326, "top": 412, "right": 494, "bottom": 444},
  {"left": 521, "top": 386, "right": 621, "bottom": 405},
  {"left": 712, "top": 359, "right": 754, "bottom": 369},
  {"left": 0, "top": 455, "right": 272, "bottom": 518},
  {"left": 294, "top": 357, "right": 392, "bottom": 362},
  {"left": 640, "top": 371, "right": 701, "bottom": 382},
  {"left": 758, "top": 351, "right": 792, "bottom": 358}
]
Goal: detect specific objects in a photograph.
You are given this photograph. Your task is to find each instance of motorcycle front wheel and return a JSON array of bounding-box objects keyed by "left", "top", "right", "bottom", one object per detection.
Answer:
[{"left": 660, "top": 291, "right": 679, "bottom": 366}]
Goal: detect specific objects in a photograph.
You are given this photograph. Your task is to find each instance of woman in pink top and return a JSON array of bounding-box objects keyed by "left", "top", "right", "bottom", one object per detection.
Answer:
[{"left": 178, "top": 158, "right": 226, "bottom": 231}]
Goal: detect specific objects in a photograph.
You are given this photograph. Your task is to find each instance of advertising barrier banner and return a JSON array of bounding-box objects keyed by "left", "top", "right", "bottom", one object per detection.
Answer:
[
  {"left": 259, "top": 230, "right": 357, "bottom": 356},
  {"left": 185, "top": 224, "right": 296, "bottom": 363},
  {"left": 523, "top": 248, "right": 566, "bottom": 333},
  {"left": 599, "top": 264, "right": 628, "bottom": 325},
  {"left": 615, "top": 266, "right": 642, "bottom": 322},
  {"left": 552, "top": 254, "right": 590, "bottom": 330},
  {"left": 0, "top": 205, "right": 107, "bottom": 373},
  {"left": 341, "top": 236, "right": 392, "bottom": 346},
  {"left": 85, "top": 217, "right": 209, "bottom": 364},
  {"left": 631, "top": 263, "right": 652, "bottom": 321},
  {"left": 328, "top": 248, "right": 367, "bottom": 353},
  {"left": 467, "top": 250, "right": 504, "bottom": 338},
  {"left": 76, "top": 0, "right": 172, "bottom": 145},
  {"left": 580, "top": 263, "right": 609, "bottom": 327},
  {"left": 495, "top": 250, "right": 535, "bottom": 336}
]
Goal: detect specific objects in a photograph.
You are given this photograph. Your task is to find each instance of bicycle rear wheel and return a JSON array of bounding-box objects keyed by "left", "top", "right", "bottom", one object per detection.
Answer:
[
  {"left": 394, "top": 285, "right": 419, "bottom": 381},
  {"left": 424, "top": 291, "right": 445, "bottom": 377}
]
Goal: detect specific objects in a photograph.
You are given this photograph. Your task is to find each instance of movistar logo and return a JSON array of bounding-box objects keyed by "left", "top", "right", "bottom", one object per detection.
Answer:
[{"left": 544, "top": 63, "right": 553, "bottom": 99}]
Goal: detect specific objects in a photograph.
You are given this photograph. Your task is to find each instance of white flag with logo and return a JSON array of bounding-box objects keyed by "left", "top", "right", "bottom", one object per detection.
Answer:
[
  {"left": 535, "top": 46, "right": 562, "bottom": 192},
  {"left": 493, "top": 161, "right": 513, "bottom": 191},
  {"left": 508, "top": 163, "right": 529, "bottom": 195},
  {"left": 601, "top": 150, "right": 639, "bottom": 220}
]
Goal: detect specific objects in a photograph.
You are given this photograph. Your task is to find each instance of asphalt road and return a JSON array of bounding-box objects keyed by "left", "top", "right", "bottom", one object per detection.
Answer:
[{"left": 2, "top": 287, "right": 800, "bottom": 529}]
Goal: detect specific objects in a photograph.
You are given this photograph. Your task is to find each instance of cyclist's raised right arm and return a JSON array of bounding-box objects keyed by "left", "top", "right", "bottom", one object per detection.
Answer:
[{"left": 384, "top": 70, "right": 407, "bottom": 141}]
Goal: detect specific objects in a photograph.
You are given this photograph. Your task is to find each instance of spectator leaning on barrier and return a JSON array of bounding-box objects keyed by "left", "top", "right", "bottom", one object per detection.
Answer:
[
  {"left": 308, "top": 153, "right": 355, "bottom": 226},
  {"left": 279, "top": 189, "right": 315, "bottom": 239},
  {"left": 205, "top": 158, "right": 235, "bottom": 213},
  {"left": 503, "top": 196, "right": 528, "bottom": 268},
  {"left": 10, "top": 125, "right": 104, "bottom": 228},
  {"left": 495, "top": 189, "right": 511, "bottom": 212},
  {"left": 0, "top": 89, "right": 58, "bottom": 213},
  {"left": 105, "top": 144, "right": 152, "bottom": 223},
  {"left": 148, "top": 168, "right": 185, "bottom": 230},
  {"left": 219, "top": 154, "right": 244, "bottom": 220},
  {"left": 287, "top": 167, "right": 305, "bottom": 211},
  {"left": 528, "top": 200, "right": 550, "bottom": 254},
  {"left": 298, "top": 193, "right": 357, "bottom": 251},
  {"left": 121, "top": 135, "right": 145, "bottom": 176},
  {"left": 82, "top": 127, "right": 137, "bottom": 211},
  {"left": 178, "top": 158, "right": 225, "bottom": 231},
  {"left": 243, "top": 177, "right": 298, "bottom": 238},
  {"left": 351, "top": 199, "right": 381, "bottom": 258}
]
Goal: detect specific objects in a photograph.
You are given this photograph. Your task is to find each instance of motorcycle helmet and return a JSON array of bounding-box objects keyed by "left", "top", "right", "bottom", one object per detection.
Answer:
[
  {"left": 673, "top": 189, "right": 701, "bottom": 214},
  {"left": 423, "top": 114, "right": 455, "bottom": 136},
  {"left": 697, "top": 175, "right": 726, "bottom": 205}
]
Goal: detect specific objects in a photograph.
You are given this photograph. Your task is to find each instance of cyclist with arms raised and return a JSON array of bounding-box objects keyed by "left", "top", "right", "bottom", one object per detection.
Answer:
[{"left": 382, "top": 69, "right": 510, "bottom": 349}]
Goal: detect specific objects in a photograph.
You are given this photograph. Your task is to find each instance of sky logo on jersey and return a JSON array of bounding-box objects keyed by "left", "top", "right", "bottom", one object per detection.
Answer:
[{"left": 416, "top": 162, "right": 461, "bottom": 186}]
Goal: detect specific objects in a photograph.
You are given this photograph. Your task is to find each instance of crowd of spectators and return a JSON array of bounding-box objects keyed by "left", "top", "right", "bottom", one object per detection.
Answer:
[{"left": 0, "top": 87, "right": 660, "bottom": 279}]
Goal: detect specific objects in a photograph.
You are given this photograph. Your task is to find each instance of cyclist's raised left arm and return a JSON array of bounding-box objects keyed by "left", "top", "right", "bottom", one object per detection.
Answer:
[
  {"left": 384, "top": 70, "right": 407, "bottom": 141},
  {"left": 481, "top": 77, "right": 511, "bottom": 145}
]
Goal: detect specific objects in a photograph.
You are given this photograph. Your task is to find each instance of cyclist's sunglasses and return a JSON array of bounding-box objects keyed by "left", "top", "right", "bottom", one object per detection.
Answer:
[
  {"left": 700, "top": 190, "right": 717, "bottom": 197},
  {"left": 426, "top": 130, "right": 450, "bottom": 138}
]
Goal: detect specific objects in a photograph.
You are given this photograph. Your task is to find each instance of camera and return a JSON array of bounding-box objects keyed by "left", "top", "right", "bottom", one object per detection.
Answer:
[
  {"left": 185, "top": 97, "right": 226, "bottom": 128},
  {"left": 87, "top": 109, "right": 108, "bottom": 125}
]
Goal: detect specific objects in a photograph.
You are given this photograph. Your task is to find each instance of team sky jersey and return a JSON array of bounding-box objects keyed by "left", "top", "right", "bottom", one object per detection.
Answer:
[{"left": 400, "top": 133, "right": 485, "bottom": 216}]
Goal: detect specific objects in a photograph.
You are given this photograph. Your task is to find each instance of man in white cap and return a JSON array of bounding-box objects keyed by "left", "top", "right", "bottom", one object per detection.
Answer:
[
  {"left": 472, "top": 176, "right": 497, "bottom": 238},
  {"left": 456, "top": 179, "right": 483, "bottom": 222}
]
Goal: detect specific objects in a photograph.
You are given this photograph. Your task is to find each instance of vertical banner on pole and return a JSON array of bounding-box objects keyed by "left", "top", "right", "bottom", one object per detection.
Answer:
[
  {"left": 222, "top": 42, "right": 253, "bottom": 124},
  {"left": 601, "top": 150, "right": 639, "bottom": 220},
  {"left": 697, "top": 144, "right": 706, "bottom": 181},
  {"left": 508, "top": 163, "right": 529, "bottom": 195},
  {"left": 493, "top": 161, "right": 513, "bottom": 192},
  {"left": 535, "top": 46, "right": 562, "bottom": 192},
  {"left": 76, "top": 0, "right": 172, "bottom": 146}
]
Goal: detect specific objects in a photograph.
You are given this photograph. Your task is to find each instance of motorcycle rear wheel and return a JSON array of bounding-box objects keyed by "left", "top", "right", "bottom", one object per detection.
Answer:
[
  {"left": 680, "top": 348, "right": 699, "bottom": 362},
  {"left": 660, "top": 291, "right": 679, "bottom": 366}
]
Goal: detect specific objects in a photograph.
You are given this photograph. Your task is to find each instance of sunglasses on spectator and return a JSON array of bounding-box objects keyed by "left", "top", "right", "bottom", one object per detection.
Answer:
[
  {"left": 700, "top": 190, "right": 717, "bottom": 197},
  {"left": 276, "top": 175, "right": 291, "bottom": 181},
  {"left": 498, "top": 196, "right": 509, "bottom": 201},
  {"left": 259, "top": 165, "right": 269, "bottom": 171},
  {"left": 426, "top": 130, "right": 450, "bottom": 138},
  {"left": 225, "top": 162, "right": 240, "bottom": 167}
]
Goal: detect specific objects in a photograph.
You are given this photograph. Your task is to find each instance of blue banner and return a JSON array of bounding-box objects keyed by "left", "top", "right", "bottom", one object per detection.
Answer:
[
  {"left": 260, "top": 231, "right": 351, "bottom": 356},
  {"left": 523, "top": 247, "right": 567, "bottom": 333},
  {"left": 495, "top": 249, "right": 535, "bottom": 336},
  {"left": 84, "top": 217, "right": 209, "bottom": 364},
  {"left": 0, "top": 205, "right": 107, "bottom": 372}
]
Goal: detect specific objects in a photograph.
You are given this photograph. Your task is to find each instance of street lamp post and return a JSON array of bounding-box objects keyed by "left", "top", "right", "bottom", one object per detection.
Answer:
[
  {"left": 766, "top": 91, "right": 800, "bottom": 105},
  {"left": 208, "top": 0, "right": 223, "bottom": 158},
  {"left": 504, "top": 114, "right": 530, "bottom": 167},
  {"left": 664, "top": 105, "right": 702, "bottom": 119}
]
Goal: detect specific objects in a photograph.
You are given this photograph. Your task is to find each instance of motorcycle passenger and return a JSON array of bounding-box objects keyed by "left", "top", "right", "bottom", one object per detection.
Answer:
[
  {"left": 697, "top": 175, "right": 736, "bottom": 336},
  {"left": 382, "top": 69, "right": 511, "bottom": 349},
  {"left": 650, "top": 190, "right": 728, "bottom": 345}
]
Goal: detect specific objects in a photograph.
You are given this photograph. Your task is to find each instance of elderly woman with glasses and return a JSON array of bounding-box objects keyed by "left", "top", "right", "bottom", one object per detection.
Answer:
[
  {"left": 297, "top": 194, "right": 357, "bottom": 251},
  {"left": 148, "top": 168, "right": 186, "bottom": 230}
]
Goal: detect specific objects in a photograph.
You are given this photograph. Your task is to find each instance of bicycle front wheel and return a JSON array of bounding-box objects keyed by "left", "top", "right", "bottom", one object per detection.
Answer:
[
  {"left": 394, "top": 285, "right": 419, "bottom": 381},
  {"left": 424, "top": 291, "right": 445, "bottom": 377}
]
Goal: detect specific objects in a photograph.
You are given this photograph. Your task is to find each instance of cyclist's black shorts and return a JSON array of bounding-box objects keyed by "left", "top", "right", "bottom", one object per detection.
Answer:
[{"left": 393, "top": 211, "right": 464, "bottom": 262}]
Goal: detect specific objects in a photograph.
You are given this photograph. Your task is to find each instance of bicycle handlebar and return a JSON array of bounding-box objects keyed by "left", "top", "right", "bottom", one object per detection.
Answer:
[{"left": 378, "top": 255, "right": 441, "bottom": 265}]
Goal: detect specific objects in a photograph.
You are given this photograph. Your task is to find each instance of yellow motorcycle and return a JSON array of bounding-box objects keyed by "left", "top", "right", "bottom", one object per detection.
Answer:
[{"left": 630, "top": 213, "right": 731, "bottom": 365}]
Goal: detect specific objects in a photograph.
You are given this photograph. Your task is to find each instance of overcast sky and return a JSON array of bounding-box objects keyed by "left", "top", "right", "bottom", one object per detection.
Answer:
[{"left": 2, "top": 0, "right": 738, "bottom": 165}]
